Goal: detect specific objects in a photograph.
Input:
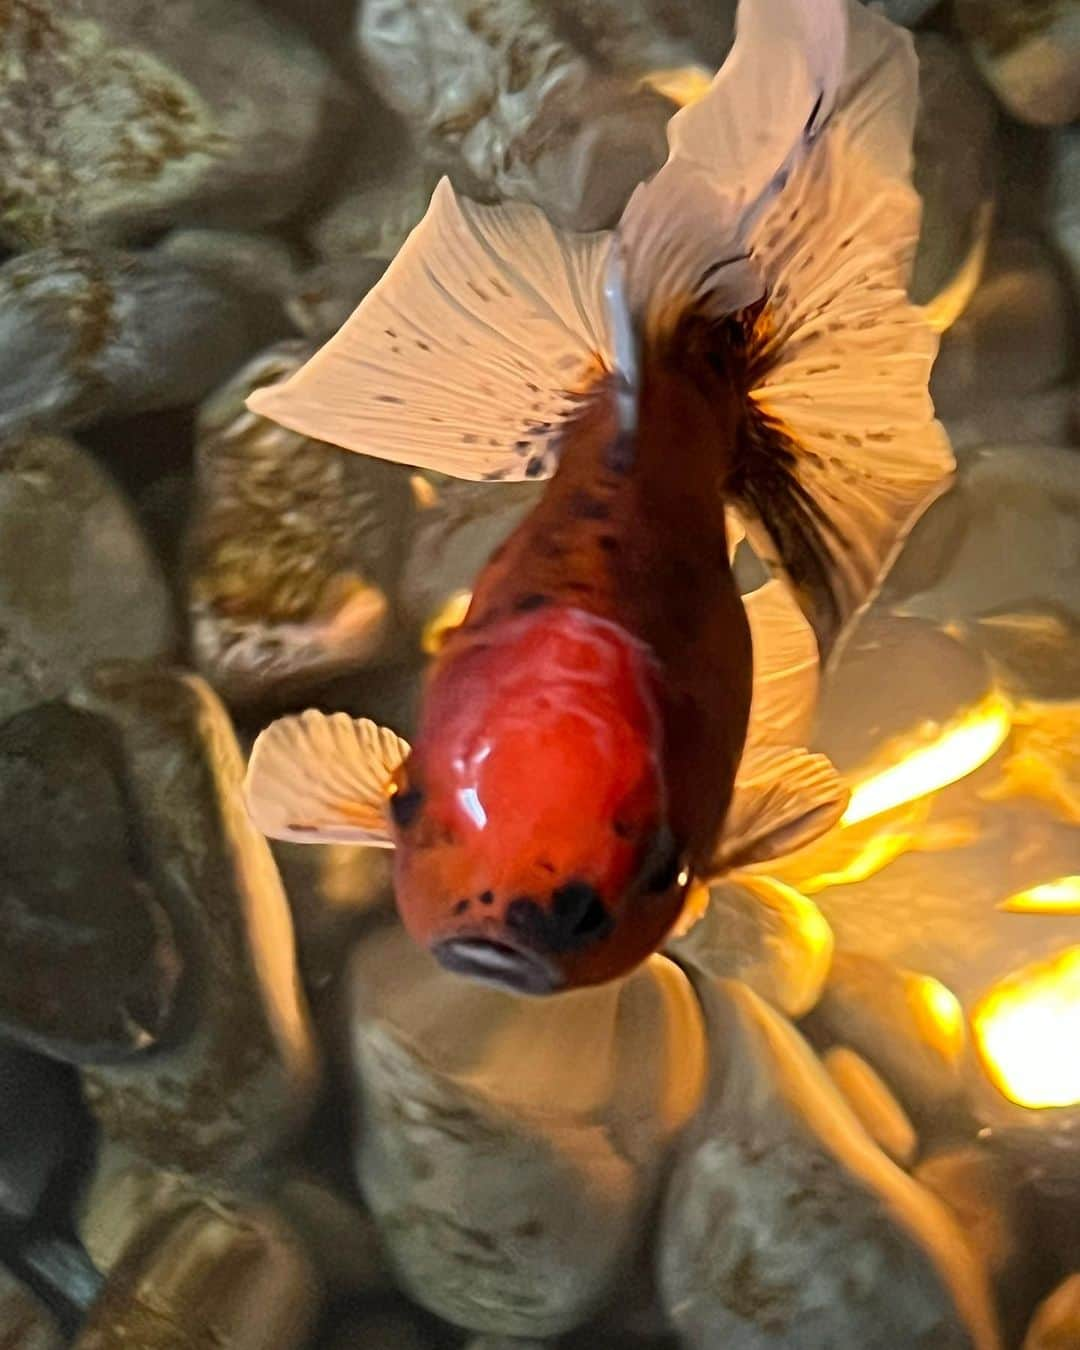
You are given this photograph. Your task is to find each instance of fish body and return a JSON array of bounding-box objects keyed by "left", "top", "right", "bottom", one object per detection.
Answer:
[{"left": 242, "top": 0, "right": 954, "bottom": 993}]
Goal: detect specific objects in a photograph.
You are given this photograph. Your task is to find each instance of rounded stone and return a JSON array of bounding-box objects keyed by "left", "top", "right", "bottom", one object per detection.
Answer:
[
  {"left": 823, "top": 1046, "right": 918, "bottom": 1168},
  {"left": 0, "top": 1265, "right": 65, "bottom": 1350},
  {"left": 0, "top": 434, "right": 174, "bottom": 720},
  {"left": 1024, "top": 1274, "right": 1080, "bottom": 1350},
  {"left": 955, "top": 0, "right": 1080, "bottom": 126}
]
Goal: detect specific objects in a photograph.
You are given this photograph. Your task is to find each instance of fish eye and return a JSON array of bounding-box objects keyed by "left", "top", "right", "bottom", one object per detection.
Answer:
[
  {"left": 389, "top": 782, "right": 424, "bottom": 828},
  {"left": 634, "top": 824, "right": 683, "bottom": 895}
]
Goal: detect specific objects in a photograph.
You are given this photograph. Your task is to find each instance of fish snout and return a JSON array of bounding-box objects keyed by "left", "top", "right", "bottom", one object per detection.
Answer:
[{"left": 431, "top": 936, "right": 564, "bottom": 996}]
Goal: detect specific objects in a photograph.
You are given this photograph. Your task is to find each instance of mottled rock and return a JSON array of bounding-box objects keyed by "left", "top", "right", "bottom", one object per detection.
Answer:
[
  {"left": 803, "top": 954, "right": 969, "bottom": 1135},
  {"left": 0, "top": 1047, "right": 78, "bottom": 1220},
  {"left": 71, "top": 666, "right": 320, "bottom": 1174},
  {"left": 348, "top": 926, "right": 707, "bottom": 1336},
  {"left": 0, "top": 1265, "right": 65, "bottom": 1350},
  {"left": 1051, "top": 127, "right": 1080, "bottom": 300},
  {"left": 286, "top": 255, "right": 389, "bottom": 340},
  {"left": 667, "top": 875, "right": 833, "bottom": 1019},
  {"left": 823, "top": 1047, "right": 918, "bottom": 1168},
  {"left": 77, "top": 1142, "right": 196, "bottom": 1276},
  {"left": 187, "top": 342, "right": 411, "bottom": 706},
  {"left": 158, "top": 229, "right": 299, "bottom": 306},
  {"left": 400, "top": 477, "right": 543, "bottom": 637},
  {"left": 1024, "top": 1274, "right": 1080, "bottom": 1350},
  {"left": 0, "top": 434, "right": 173, "bottom": 719},
  {"left": 931, "top": 239, "right": 1074, "bottom": 422},
  {"left": 0, "top": 0, "right": 342, "bottom": 248},
  {"left": 0, "top": 248, "right": 271, "bottom": 440},
  {"left": 911, "top": 35, "right": 997, "bottom": 313},
  {"left": 357, "top": 0, "right": 673, "bottom": 230},
  {"left": 659, "top": 979, "right": 1000, "bottom": 1350},
  {"left": 883, "top": 446, "right": 1080, "bottom": 627},
  {"left": 73, "top": 1195, "right": 322, "bottom": 1350},
  {"left": 956, "top": 0, "right": 1080, "bottom": 126},
  {"left": 0, "top": 702, "right": 182, "bottom": 1061}
]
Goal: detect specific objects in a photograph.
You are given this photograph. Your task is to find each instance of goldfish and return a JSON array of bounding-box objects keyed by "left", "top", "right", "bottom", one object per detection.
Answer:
[{"left": 242, "top": 0, "right": 953, "bottom": 994}]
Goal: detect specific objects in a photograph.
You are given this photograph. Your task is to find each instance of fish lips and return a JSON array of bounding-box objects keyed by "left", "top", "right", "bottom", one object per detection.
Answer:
[{"left": 431, "top": 935, "right": 564, "bottom": 996}]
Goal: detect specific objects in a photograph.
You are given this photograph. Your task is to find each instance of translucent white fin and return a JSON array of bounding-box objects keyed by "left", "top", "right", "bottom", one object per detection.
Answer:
[
  {"left": 244, "top": 710, "right": 409, "bottom": 846},
  {"left": 619, "top": 0, "right": 847, "bottom": 332},
  {"left": 742, "top": 579, "right": 819, "bottom": 758},
  {"left": 247, "top": 178, "right": 619, "bottom": 483},
  {"left": 711, "top": 746, "right": 849, "bottom": 875}
]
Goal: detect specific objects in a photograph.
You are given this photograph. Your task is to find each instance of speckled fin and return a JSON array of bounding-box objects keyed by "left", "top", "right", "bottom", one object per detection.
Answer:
[
  {"left": 246, "top": 178, "right": 619, "bottom": 483},
  {"left": 244, "top": 710, "right": 409, "bottom": 846},
  {"left": 711, "top": 745, "right": 848, "bottom": 875},
  {"left": 620, "top": 0, "right": 953, "bottom": 664}
]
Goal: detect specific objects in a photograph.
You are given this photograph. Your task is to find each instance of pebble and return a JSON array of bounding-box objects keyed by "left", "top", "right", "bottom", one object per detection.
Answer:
[
  {"left": 157, "top": 229, "right": 299, "bottom": 310},
  {"left": 0, "top": 1047, "right": 78, "bottom": 1221},
  {"left": 356, "top": 0, "right": 672, "bottom": 230},
  {"left": 0, "top": 1264, "right": 65, "bottom": 1350},
  {"left": 347, "top": 925, "right": 707, "bottom": 1337},
  {"left": 884, "top": 445, "right": 1080, "bottom": 628},
  {"left": 72, "top": 1194, "right": 322, "bottom": 1350},
  {"left": 658, "top": 978, "right": 1001, "bottom": 1350},
  {"left": 187, "top": 342, "right": 411, "bottom": 706},
  {"left": 0, "top": 0, "right": 342, "bottom": 248},
  {"left": 0, "top": 434, "right": 174, "bottom": 721},
  {"left": 71, "top": 665, "right": 320, "bottom": 1174},
  {"left": 802, "top": 953, "right": 969, "bottom": 1136},
  {"left": 0, "top": 701, "right": 183, "bottom": 1061},
  {"left": 931, "top": 238, "right": 1075, "bottom": 423},
  {"left": 668, "top": 874, "right": 834, "bottom": 1019},
  {"left": 823, "top": 1046, "right": 919, "bottom": 1167},
  {"left": 911, "top": 35, "right": 997, "bottom": 312},
  {"left": 1024, "top": 1274, "right": 1080, "bottom": 1350},
  {"left": 0, "top": 247, "right": 272, "bottom": 441},
  {"left": 955, "top": 0, "right": 1080, "bottom": 127}
]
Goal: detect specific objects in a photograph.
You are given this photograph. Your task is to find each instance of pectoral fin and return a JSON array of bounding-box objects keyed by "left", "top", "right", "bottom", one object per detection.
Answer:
[{"left": 244, "top": 709, "right": 409, "bottom": 846}]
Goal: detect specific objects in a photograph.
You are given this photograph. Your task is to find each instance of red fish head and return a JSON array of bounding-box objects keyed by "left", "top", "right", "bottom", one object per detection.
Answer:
[{"left": 388, "top": 605, "right": 689, "bottom": 993}]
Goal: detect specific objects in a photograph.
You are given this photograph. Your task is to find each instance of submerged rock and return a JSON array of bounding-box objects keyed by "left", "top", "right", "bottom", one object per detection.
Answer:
[
  {"left": 931, "top": 238, "right": 1074, "bottom": 423},
  {"left": 0, "top": 1265, "right": 65, "bottom": 1350},
  {"left": 71, "top": 666, "right": 320, "bottom": 1174},
  {"left": 658, "top": 979, "right": 1000, "bottom": 1350},
  {"left": 667, "top": 875, "right": 834, "bottom": 1019},
  {"left": 356, "top": 0, "right": 673, "bottom": 230},
  {"left": 286, "top": 255, "right": 389, "bottom": 341},
  {"left": 348, "top": 925, "right": 707, "bottom": 1337},
  {"left": 0, "top": 0, "right": 342, "bottom": 248},
  {"left": 0, "top": 434, "right": 174, "bottom": 719},
  {"left": 911, "top": 35, "right": 997, "bottom": 314},
  {"left": 1051, "top": 127, "right": 1080, "bottom": 301},
  {"left": 72, "top": 1195, "right": 322, "bottom": 1350},
  {"left": 0, "top": 248, "right": 269, "bottom": 440},
  {"left": 0, "top": 702, "right": 182, "bottom": 1061},
  {"left": 157, "top": 229, "right": 299, "bottom": 308},
  {"left": 187, "top": 343, "right": 411, "bottom": 706},
  {"left": 1024, "top": 1275, "right": 1080, "bottom": 1350},
  {"left": 0, "top": 1048, "right": 76, "bottom": 1222},
  {"left": 955, "top": 0, "right": 1080, "bottom": 126},
  {"left": 823, "top": 1047, "right": 919, "bottom": 1168}
]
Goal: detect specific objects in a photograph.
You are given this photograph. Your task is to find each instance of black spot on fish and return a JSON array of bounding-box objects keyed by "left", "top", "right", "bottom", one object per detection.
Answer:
[
  {"left": 537, "top": 860, "right": 556, "bottom": 875},
  {"left": 569, "top": 491, "right": 609, "bottom": 521},
  {"left": 514, "top": 593, "right": 549, "bottom": 613},
  {"left": 389, "top": 786, "right": 424, "bottom": 828},
  {"left": 525, "top": 458, "right": 545, "bottom": 478},
  {"left": 452, "top": 898, "right": 470, "bottom": 915},
  {"left": 376, "top": 394, "right": 404, "bottom": 404},
  {"left": 604, "top": 431, "right": 635, "bottom": 475},
  {"left": 597, "top": 535, "right": 618, "bottom": 553},
  {"left": 566, "top": 580, "right": 592, "bottom": 594},
  {"left": 479, "top": 890, "right": 494, "bottom": 906},
  {"left": 613, "top": 819, "right": 634, "bottom": 840},
  {"left": 514, "top": 440, "right": 531, "bottom": 454},
  {"left": 504, "top": 884, "right": 613, "bottom": 953},
  {"left": 637, "top": 825, "right": 682, "bottom": 895}
]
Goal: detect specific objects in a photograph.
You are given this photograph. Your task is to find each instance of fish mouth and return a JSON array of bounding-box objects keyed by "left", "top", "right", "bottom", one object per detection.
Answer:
[{"left": 432, "top": 937, "right": 563, "bottom": 996}]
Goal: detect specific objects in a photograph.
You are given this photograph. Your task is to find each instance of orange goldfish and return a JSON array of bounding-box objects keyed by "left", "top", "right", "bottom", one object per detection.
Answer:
[{"left": 243, "top": 0, "right": 953, "bottom": 994}]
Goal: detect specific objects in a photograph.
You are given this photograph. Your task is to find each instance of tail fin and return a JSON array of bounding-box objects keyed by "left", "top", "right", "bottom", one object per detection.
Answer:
[{"left": 622, "top": 0, "right": 953, "bottom": 664}]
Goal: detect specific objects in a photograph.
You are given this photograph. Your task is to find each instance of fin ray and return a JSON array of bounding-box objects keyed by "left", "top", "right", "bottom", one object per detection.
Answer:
[{"left": 244, "top": 710, "right": 408, "bottom": 846}]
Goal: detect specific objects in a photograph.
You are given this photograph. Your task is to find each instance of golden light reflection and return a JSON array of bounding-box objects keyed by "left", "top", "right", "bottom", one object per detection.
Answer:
[
  {"left": 639, "top": 65, "right": 715, "bottom": 108},
  {"left": 909, "top": 975, "right": 966, "bottom": 1065},
  {"left": 972, "top": 947, "right": 1080, "bottom": 1109},
  {"left": 999, "top": 877, "right": 1080, "bottom": 915},
  {"left": 840, "top": 690, "right": 1012, "bottom": 827},
  {"left": 983, "top": 698, "right": 1080, "bottom": 823},
  {"left": 421, "top": 590, "right": 472, "bottom": 656},
  {"left": 919, "top": 200, "right": 994, "bottom": 335}
]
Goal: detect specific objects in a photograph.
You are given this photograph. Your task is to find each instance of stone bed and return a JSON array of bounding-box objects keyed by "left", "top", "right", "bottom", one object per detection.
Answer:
[{"left": 0, "top": 0, "right": 1078, "bottom": 1346}]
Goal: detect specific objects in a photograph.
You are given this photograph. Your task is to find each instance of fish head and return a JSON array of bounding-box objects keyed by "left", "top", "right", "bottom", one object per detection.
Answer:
[{"left": 388, "top": 606, "right": 689, "bottom": 993}]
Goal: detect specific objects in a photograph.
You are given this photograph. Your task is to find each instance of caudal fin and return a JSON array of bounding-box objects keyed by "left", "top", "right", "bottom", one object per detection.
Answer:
[{"left": 623, "top": 0, "right": 953, "bottom": 665}]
